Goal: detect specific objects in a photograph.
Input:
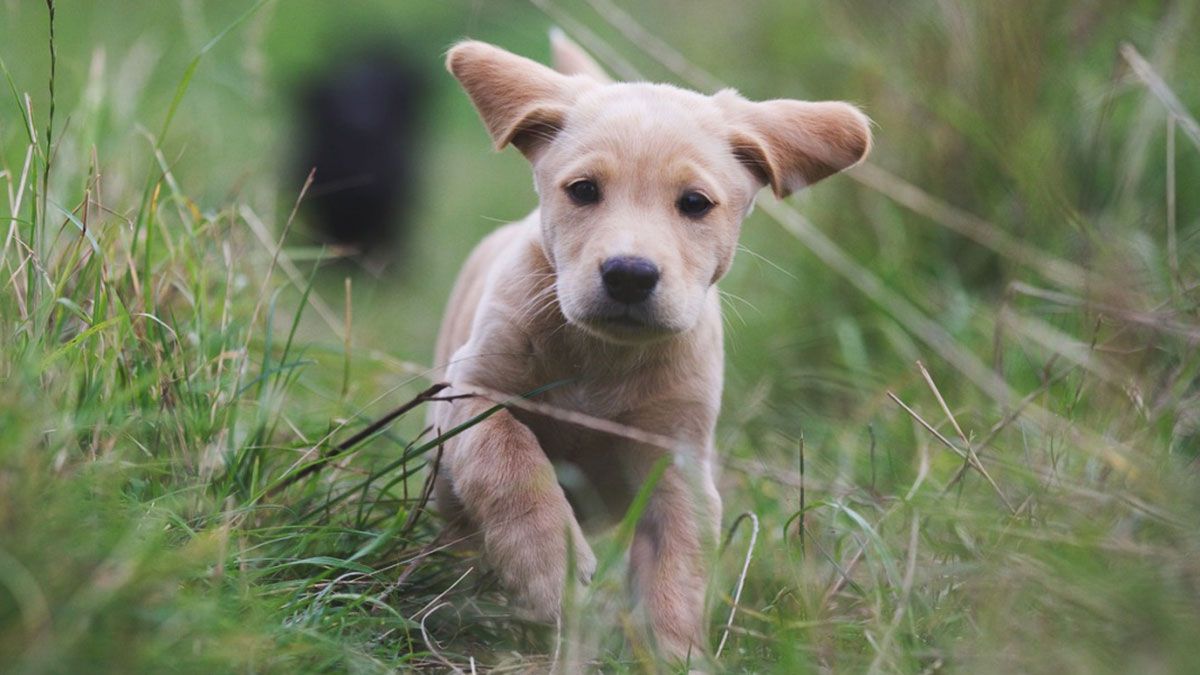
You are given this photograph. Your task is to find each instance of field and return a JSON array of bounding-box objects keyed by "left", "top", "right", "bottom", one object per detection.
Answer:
[{"left": 2, "top": 1, "right": 1199, "bottom": 672}]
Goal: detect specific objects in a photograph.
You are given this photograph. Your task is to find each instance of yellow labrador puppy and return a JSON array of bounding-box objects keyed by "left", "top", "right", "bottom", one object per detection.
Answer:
[{"left": 432, "top": 35, "right": 870, "bottom": 660}]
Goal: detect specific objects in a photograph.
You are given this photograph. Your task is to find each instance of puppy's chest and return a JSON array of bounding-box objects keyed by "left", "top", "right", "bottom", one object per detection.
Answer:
[
  {"left": 514, "top": 335, "right": 715, "bottom": 457},
  {"left": 546, "top": 377, "right": 637, "bottom": 417},
  {"left": 518, "top": 381, "right": 652, "bottom": 456},
  {"left": 525, "top": 340, "right": 661, "bottom": 420}
]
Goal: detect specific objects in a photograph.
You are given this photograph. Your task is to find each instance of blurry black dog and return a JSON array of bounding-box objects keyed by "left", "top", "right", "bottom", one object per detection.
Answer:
[{"left": 294, "top": 50, "right": 428, "bottom": 265}]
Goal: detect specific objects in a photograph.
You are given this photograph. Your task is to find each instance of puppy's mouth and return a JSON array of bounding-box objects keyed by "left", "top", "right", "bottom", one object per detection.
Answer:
[
  {"left": 574, "top": 305, "right": 677, "bottom": 343},
  {"left": 600, "top": 310, "right": 648, "bottom": 328}
]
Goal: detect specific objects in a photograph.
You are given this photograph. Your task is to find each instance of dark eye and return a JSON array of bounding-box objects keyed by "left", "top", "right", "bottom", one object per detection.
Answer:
[
  {"left": 566, "top": 179, "right": 600, "bottom": 205},
  {"left": 677, "top": 191, "right": 714, "bottom": 217}
]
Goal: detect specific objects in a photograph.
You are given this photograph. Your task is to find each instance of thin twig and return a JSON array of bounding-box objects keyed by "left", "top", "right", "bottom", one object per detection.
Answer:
[
  {"left": 818, "top": 544, "right": 866, "bottom": 612},
  {"left": 397, "top": 441, "right": 444, "bottom": 542},
  {"left": 798, "top": 433, "right": 806, "bottom": 553},
  {"left": 413, "top": 565, "right": 474, "bottom": 622},
  {"left": 40, "top": 0, "right": 56, "bottom": 239},
  {"left": 917, "top": 360, "right": 989, "bottom": 497},
  {"left": 716, "top": 512, "right": 760, "bottom": 659},
  {"left": 386, "top": 525, "right": 482, "bottom": 595},
  {"left": 887, "top": 391, "right": 1015, "bottom": 513},
  {"left": 420, "top": 602, "right": 466, "bottom": 674},
  {"left": 850, "top": 163, "right": 1091, "bottom": 291},
  {"left": 241, "top": 202, "right": 347, "bottom": 341},
  {"left": 579, "top": 0, "right": 726, "bottom": 91},
  {"left": 549, "top": 614, "right": 563, "bottom": 674},
  {"left": 528, "top": 0, "right": 643, "bottom": 81},
  {"left": 945, "top": 367, "right": 1075, "bottom": 493},
  {"left": 867, "top": 425, "right": 876, "bottom": 493},
  {"left": 1166, "top": 114, "right": 1179, "bottom": 289},
  {"left": 1008, "top": 282, "right": 1200, "bottom": 340},
  {"left": 916, "top": 361, "right": 971, "bottom": 450},
  {"left": 1120, "top": 43, "right": 1200, "bottom": 150},
  {"left": 246, "top": 169, "right": 314, "bottom": 337},
  {"left": 266, "top": 383, "right": 451, "bottom": 496},
  {"left": 455, "top": 381, "right": 691, "bottom": 454},
  {"left": 341, "top": 276, "right": 352, "bottom": 400}
]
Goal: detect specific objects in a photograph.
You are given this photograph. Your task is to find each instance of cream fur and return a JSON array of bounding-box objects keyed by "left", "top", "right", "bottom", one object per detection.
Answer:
[{"left": 430, "top": 35, "right": 870, "bottom": 660}]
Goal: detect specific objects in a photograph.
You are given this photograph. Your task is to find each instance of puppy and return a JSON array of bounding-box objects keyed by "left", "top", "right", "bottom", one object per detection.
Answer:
[{"left": 431, "top": 34, "right": 870, "bottom": 660}]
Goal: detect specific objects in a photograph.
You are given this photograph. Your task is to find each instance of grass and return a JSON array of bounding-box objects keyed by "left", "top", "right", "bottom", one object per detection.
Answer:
[{"left": 2, "top": 0, "right": 1200, "bottom": 672}]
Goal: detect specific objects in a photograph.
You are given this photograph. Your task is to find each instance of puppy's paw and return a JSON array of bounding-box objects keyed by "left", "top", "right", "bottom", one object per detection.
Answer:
[
  {"left": 490, "top": 515, "right": 596, "bottom": 623},
  {"left": 511, "top": 579, "right": 565, "bottom": 624},
  {"left": 508, "top": 562, "right": 575, "bottom": 623}
]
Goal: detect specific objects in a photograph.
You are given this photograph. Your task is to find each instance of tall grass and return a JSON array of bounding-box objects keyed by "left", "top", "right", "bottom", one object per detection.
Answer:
[
  {"left": 2, "top": 0, "right": 1199, "bottom": 673},
  {"left": 0, "top": 4, "right": 482, "bottom": 671}
]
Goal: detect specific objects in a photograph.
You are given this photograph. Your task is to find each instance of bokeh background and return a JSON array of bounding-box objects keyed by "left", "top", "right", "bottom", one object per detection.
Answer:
[{"left": 2, "top": 1, "right": 1198, "bottom": 672}]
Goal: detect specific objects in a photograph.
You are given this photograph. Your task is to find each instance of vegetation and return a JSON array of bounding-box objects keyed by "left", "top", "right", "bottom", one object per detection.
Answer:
[{"left": 1, "top": 1, "right": 1198, "bottom": 672}]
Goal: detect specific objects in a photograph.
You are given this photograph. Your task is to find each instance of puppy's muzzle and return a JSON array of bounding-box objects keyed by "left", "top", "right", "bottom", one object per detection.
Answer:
[{"left": 600, "top": 256, "right": 659, "bottom": 305}]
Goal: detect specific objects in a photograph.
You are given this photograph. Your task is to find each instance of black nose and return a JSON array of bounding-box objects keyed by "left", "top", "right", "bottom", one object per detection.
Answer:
[{"left": 601, "top": 256, "right": 660, "bottom": 304}]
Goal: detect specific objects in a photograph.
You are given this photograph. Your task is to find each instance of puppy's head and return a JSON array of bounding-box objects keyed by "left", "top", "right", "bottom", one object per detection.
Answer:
[{"left": 447, "top": 39, "right": 870, "bottom": 344}]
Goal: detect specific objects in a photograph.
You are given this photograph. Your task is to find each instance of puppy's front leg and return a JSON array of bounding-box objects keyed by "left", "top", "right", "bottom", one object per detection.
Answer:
[
  {"left": 629, "top": 463, "right": 722, "bottom": 661},
  {"left": 439, "top": 394, "right": 596, "bottom": 621}
]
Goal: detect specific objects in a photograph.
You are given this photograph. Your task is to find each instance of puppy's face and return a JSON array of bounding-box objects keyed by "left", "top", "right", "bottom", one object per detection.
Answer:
[
  {"left": 534, "top": 85, "right": 760, "bottom": 343},
  {"left": 448, "top": 41, "right": 871, "bottom": 344}
]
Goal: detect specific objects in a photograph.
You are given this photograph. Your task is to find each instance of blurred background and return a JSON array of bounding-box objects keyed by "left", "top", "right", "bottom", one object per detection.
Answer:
[
  {"left": 2, "top": 1, "right": 1198, "bottom": 672},
  {"left": 2, "top": 0, "right": 1195, "bottom": 373}
]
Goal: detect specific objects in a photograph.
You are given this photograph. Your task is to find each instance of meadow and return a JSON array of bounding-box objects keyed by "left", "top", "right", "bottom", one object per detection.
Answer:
[{"left": 1, "top": 1, "right": 1198, "bottom": 672}]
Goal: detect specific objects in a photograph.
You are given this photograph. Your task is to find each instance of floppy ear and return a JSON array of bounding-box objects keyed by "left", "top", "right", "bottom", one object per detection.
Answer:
[
  {"left": 549, "top": 28, "right": 614, "bottom": 84},
  {"left": 718, "top": 91, "right": 872, "bottom": 198},
  {"left": 446, "top": 40, "right": 589, "bottom": 159}
]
